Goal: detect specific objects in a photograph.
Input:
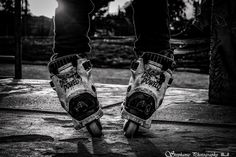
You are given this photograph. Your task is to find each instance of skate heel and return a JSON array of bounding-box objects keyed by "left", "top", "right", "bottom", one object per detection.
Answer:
[{"left": 121, "top": 91, "right": 154, "bottom": 137}]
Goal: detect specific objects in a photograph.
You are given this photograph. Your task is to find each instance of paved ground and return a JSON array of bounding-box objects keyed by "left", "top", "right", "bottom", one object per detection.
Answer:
[{"left": 0, "top": 79, "right": 235, "bottom": 157}]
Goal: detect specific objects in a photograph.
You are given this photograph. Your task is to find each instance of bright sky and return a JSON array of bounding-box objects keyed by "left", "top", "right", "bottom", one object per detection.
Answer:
[
  {"left": 28, "top": 0, "right": 130, "bottom": 18},
  {"left": 28, "top": 0, "right": 194, "bottom": 19},
  {"left": 108, "top": 0, "right": 130, "bottom": 14},
  {"left": 28, "top": 0, "right": 57, "bottom": 18}
]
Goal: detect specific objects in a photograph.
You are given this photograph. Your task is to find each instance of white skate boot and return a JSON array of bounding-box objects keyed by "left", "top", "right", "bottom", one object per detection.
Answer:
[
  {"left": 48, "top": 54, "right": 103, "bottom": 137},
  {"left": 121, "top": 51, "right": 175, "bottom": 137}
]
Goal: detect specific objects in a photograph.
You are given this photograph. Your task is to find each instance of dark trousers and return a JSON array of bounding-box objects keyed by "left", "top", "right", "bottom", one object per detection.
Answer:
[
  {"left": 208, "top": 0, "right": 236, "bottom": 104},
  {"left": 54, "top": 0, "right": 171, "bottom": 57}
]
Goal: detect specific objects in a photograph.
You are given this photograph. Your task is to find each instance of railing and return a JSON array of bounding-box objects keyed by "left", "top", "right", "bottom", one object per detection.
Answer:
[
  {"left": 170, "top": 38, "right": 210, "bottom": 73},
  {"left": 0, "top": 34, "right": 211, "bottom": 78}
]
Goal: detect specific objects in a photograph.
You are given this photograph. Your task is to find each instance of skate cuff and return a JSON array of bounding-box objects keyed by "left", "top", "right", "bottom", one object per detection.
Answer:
[
  {"left": 48, "top": 54, "right": 79, "bottom": 74},
  {"left": 141, "top": 52, "right": 175, "bottom": 70}
]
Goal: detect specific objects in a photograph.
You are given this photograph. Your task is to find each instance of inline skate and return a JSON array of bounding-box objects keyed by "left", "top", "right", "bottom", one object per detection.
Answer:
[
  {"left": 121, "top": 51, "right": 175, "bottom": 138},
  {"left": 48, "top": 54, "right": 103, "bottom": 137}
]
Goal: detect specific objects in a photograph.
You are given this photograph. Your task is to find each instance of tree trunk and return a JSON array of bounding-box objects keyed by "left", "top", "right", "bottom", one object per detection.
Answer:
[{"left": 209, "top": 0, "right": 236, "bottom": 105}]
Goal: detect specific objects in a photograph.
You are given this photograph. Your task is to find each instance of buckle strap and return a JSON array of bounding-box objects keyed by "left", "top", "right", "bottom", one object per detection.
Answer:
[
  {"left": 48, "top": 54, "right": 79, "bottom": 74},
  {"left": 141, "top": 52, "right": 175, "bottom": 70}
]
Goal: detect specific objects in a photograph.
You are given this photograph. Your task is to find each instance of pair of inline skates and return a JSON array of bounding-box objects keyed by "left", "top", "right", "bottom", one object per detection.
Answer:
[{"left": 48, "top": 51, "right": 174, "bottom": 138}]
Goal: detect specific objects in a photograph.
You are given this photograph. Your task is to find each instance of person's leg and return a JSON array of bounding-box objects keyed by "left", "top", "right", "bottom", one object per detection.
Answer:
[
  {"left": 53, "top": 0, "right": 94, "bottom": 57},
  {"left": 48, "top": 0, "right": 103, "bottom": 137},
  {"left": 122, "top": 0, "right": 175, "bottom": 137},
  {"left": 132, "top": 0, "right": 171, "bottom": 57}
]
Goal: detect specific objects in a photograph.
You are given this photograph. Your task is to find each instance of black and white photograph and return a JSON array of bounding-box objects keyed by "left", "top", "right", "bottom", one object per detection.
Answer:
[{"left": 0, "top": 0, "right": 235, "bottom": 156}]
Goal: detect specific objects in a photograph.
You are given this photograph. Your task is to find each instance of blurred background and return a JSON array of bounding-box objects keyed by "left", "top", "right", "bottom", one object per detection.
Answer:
[{"left": 0, "top": 0, "right": 209, "bottom": 89}]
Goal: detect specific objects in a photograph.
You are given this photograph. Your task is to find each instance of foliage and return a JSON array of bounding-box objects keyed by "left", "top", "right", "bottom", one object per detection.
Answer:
[
  {"left": 89, "top": 0, "right": 114, "bottom": 36},
  {"left": 93, "top": 0, "right": 195, "bottom": 36},
  {"left": 0, "top": 0, "right": 199, "bottom": 36},
  {"left": 0, "top": 0, "right": 29, "bottom": 14},
  {"left": 92, "top": 0, "right": 114, "bottom": 15},
  {"left": 0, "top": 0, "right": 30, "bottom": 35},
  {"left": 0, "top": 0, "right": 14, "bottom": 13},
  {"left": 168, "top": 0, "right": 187, "bottom": 34}
]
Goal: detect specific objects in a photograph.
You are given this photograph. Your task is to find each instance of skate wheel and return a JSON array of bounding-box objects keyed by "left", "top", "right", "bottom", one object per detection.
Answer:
[
  {"left": 123, "top": 120, "right": 139, "bottom": 138},
  {"left": 86, "top": 119, "right": 102, "bottom": 137}
]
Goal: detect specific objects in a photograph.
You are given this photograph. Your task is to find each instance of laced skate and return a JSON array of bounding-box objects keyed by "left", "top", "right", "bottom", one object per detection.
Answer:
[
  {"left": 48, "top": 54, "right": 103, "bottom": 137},
  {"left": 121, "top": 51, "right": 175, "bottom": 138}
]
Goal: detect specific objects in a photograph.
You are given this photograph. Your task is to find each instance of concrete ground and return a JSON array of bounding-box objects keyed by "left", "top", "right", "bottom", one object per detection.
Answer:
[{"left": 0, "top": 79, "right": 235, "bottom": 157}]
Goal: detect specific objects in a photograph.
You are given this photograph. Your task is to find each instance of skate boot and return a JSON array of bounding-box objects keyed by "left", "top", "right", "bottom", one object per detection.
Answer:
[
  {"left": 48, "top": 54, "right": 103, "bottom": 137},
  {"left": 121, "top": 51, "right": 175, "bottom": 138}
]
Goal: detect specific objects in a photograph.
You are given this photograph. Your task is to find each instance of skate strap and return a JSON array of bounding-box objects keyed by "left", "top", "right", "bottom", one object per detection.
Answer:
[
  {"left": 48, "top": 54, "right": 79, "bottom": 74},
  {"left": 142, "top": 52, "right": 175, "bottom": 70},
  {"left": 130, "top": 58, "right": 173, "bottom": 86}
]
